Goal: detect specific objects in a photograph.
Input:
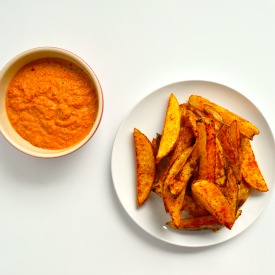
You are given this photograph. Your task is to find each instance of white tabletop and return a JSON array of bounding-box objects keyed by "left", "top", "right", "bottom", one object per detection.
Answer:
[{"left": 1, "top": 1, "right": 275, "bottom": 274}]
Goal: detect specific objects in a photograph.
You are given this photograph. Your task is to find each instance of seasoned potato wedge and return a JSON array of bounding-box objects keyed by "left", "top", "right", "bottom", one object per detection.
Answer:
[
  {"left": 167, "top": 215, "right": 221, "bottom": 231},
  {"left": 163, "top": 185, "right": 187, "bottom": 228},
  {"left": 133, "top": 128, "right": 156, "bottom": 206},
  {"left": 204, "top": 118, "right": 216, "bottom": 182},
  {"left": 217, "top": 125, "right": 241, "bottom": 183},
  {"left": 215, "top": 138, "right": 227, "bottom": 186},
  {"left": 169, "top": 142, "right": 199, "bottom": 196},
  {"left": 238, "top": 180, "right": 251, "bottom": 208},
  {"left": 182, "top": 194, "right": 209, "bottom": 217},
  {"left": 188, "top": 94, "right": 259, "bottom": 139},
  {"left": 224, "top": 167, "right": 239, "bottom": 214},
  {"left": 156, "top": 93, "right": 181, "bottom": 162},
  {"left": 169, "top": 124, "right": 195, "bottom": 165},
  {"left": 191, "top": 180, "right": 236, "bottom": 229},
  {"left": 240, "top": 136, "right": 268, "bottom": 192}
]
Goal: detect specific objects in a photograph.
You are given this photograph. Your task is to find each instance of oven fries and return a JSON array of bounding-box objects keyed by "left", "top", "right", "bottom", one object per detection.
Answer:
[
  {"left": 133, "top": 94, "right": 268, "bottom": 231},
  {"left": 133, "top": 128, "right": 156, "bottom": 206}
]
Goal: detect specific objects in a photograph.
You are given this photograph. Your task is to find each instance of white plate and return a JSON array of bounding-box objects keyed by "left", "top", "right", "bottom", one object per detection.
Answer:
[{"left": 111, "top": 80, "right": 275, "bottom": 247}]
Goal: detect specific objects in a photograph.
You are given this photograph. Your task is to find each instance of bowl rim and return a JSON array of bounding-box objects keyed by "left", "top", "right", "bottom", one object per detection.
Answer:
[{"left": 0, "top": 46, "right": 104, "bottom": 158}]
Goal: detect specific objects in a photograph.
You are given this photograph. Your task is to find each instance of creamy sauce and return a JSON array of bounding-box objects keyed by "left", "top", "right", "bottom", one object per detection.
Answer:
[{"left": 6, "top": 57, "right": 98, "bottom": 149}]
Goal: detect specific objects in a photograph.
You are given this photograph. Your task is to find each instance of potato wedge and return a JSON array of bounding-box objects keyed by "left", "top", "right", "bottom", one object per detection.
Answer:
[
  {"left": 238, "top": 180, "right": 251, "bottom": 208},
  {"left": 204, "top": 118, "right": 216, "bottom": 182},
  {"left": 224, "top": 167, "right": 238, "bottom": 214},
  {"left": 185, "top": 109, "right": 199, "bottom": 137},
  {"left": 167, "top": 215, "right": 222, "bottom": 231},
  {"left": 156, "top": 93, "right": 181, "bottom": 162},
  {"left": 133, "top": 128, "right": 156, "bottom": 206},
  {"left": 191, "top": 180, "right": 236, "bottom": 229},
  {"left": 240, "top": 136, "right": 268, "bottom": 192},
  {"left": 182, "top": 193, "right": 209, "bottom": 217},
  {"left": 163, "top": 184, "right": 187, "bottom": 228},
  {"left": 169, "top": 142, "right": 200, "bottom": 196},
  {"left": 215, "top": 138, "right": 227, "bottom": 186},
  {"left": 196, "top": 119, "right": 207, "bottom": 180},
  {"left": 217, "top": 125, "right": 241, "bottom": 183},
  {"left": 163, "top": 146, "right": 194, "bottom": 192},
  {"left": 169, "top": 124, "right": 195, "bottom": 165},
  {"left": 188, "top": 95, "right": 259, "bottom": 139}
]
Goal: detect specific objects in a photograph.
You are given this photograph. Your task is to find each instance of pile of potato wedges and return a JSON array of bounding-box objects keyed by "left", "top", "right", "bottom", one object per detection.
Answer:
[{"left": 133, "top": 94, "right": 268, "bottom": 231}]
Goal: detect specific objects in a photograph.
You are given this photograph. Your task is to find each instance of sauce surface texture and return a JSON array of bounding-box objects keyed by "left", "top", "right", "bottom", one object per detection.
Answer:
[{"left": 6, "top": 57, "right": 99, "bottom": 149}]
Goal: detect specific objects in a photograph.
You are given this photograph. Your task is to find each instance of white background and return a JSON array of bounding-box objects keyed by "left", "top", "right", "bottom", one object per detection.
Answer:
[{"left": 0, "top": 1, "right": 275, "bottom": 274}]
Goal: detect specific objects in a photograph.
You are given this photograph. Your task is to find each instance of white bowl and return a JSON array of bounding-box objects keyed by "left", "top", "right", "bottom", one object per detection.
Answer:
[{"left": 0, "top": 47, "right": 103, "bottom": 158}]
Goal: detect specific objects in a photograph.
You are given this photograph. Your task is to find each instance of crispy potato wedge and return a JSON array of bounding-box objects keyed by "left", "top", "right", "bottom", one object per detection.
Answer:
[
  {"left": 152, "top": 133, "right": 171, "bottom": 196},
  {"left": 179, "top": 103, "right": 189, "bottom": 125},
  {"left": 196, "top": 120, "right": 207, "bottom": 180},
  {"left": 167, "top": 215, "right": 222, "bottom": 231},
  {"left": 169, "top": 124, "right": 195, "bottom": 165},
  {"left": 191, "top": 180, "right": 236, "bottom": 229},
  {"left": 185, "top": 109, "right": 199, "bottom": 137},
  {"left": 188, "top": 95, "right": 259, "bottom": 139},
  {"left": 215, "top": 138, "right": 227, "bottom": 186},
  {"left": 169, "top": 142, "right": 200, "bottom": 196},
  {"left": 204, "top": 118, "right": 216, "bottom": 182},
  {"left": 163, "top": 184, "right": 188, "bottom": 228},
  {"left": 133, "top": 128, "right": 156, "bottom": 206},
  {"left": 163, "top": 146, "right": 194, "bottom": 192},
  {"left": 156, "top": 93, "right": 181, "bottom": 162},
  {"left": 226, "top": 120, "right": 240, "bottom": 153},
  {"left": 240, "top": 136, "right": 268, "bottom": 192},
  {"left": 217, "top": 125, "right": 241, "bottom": 183},
  {"left": 238, "top": 180, "right": 251, "bottom": 208},
  {"left": 182, "top": 193, "right": 209, "bottom": 217},
  {"left": 224, "top": 167, "right": 238, "bottom": 214}
]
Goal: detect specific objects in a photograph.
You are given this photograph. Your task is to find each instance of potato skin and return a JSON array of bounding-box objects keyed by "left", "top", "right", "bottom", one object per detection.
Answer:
[
  {"left": 134, "top": 128, "right": 156, "bottom": 206},
  {"left": 191, "top": 180, "right": 236, "bottom": 229}
]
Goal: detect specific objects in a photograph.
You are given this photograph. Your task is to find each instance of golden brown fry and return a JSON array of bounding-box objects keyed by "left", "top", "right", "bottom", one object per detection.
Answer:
[
  {"left": 204, "top": 118, "right": 216, "bottom": 182},
  {"left": 169, "top": 124, "right": 195, "bottom": 165},
  {"left": 196, "top": 119, "right": 207, "bottom": 180},
  {"left": 156, "top": 93, "right": 181, "bottom": 162},
  {"left": 215, "top": 138, "right": 227, "bottom": 186},
  {"left": 185, "top": 109, "right": 199, "bottom": 137},
  {"left": 191, "top": 180, "right": 236, "bottom": 229},
  {"left": 167, "top": 215, "right": 222, "bottom": 231},
  {"left": 217, "top": 125, "right": 241, "bottom": 183},
  {"left": 182, "top": 193, "right": 209, "bottom": 217},
  {"left": 240, "top": 136, "right": 268, "bottom": 192},
  {"left": 169, "top": 142, "right": 200, "bottom": 196},
  {"left": 133, "top": 128, "right": 156, "bottom": 206},
  {"left": 188, "top": 94, "right": 259, "bottom": 139},
  {"left": 224, "top": 167, "right": 238, "bottom": 214},
  {"left": 179, "top": 103, "right": 189, "bottom": 125},
  {"left": 163, "top": 184, "right": 188, "bottom": 228},
  {"left": 226, "top": 120, "right": 240, "bottom": 153},
  {"left": 238, "top": 180, "right": 251, "bottom": 208},
  {"left": 163, "top": 146, "right": 194, "bottom": 191}
]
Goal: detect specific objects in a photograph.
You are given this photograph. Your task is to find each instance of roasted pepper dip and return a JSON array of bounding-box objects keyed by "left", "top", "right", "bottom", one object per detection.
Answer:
[{"left": 6, "top": 57, "right": 98, "bottom": 149}]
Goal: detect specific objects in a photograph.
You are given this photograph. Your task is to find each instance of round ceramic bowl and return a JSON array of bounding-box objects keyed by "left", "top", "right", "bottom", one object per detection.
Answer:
[{"left": 0, "top": 47, "right": 103, "bottom": 158}]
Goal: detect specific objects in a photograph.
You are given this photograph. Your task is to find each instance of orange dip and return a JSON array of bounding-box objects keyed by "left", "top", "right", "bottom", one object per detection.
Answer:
[{"left": 6, "top": 57, "right": 99, "bottom": 150}]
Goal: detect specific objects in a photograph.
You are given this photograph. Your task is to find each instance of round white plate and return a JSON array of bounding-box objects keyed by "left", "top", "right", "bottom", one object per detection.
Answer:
[{"left": 111, "top": 80, "right": 275, "bottom": 247}]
